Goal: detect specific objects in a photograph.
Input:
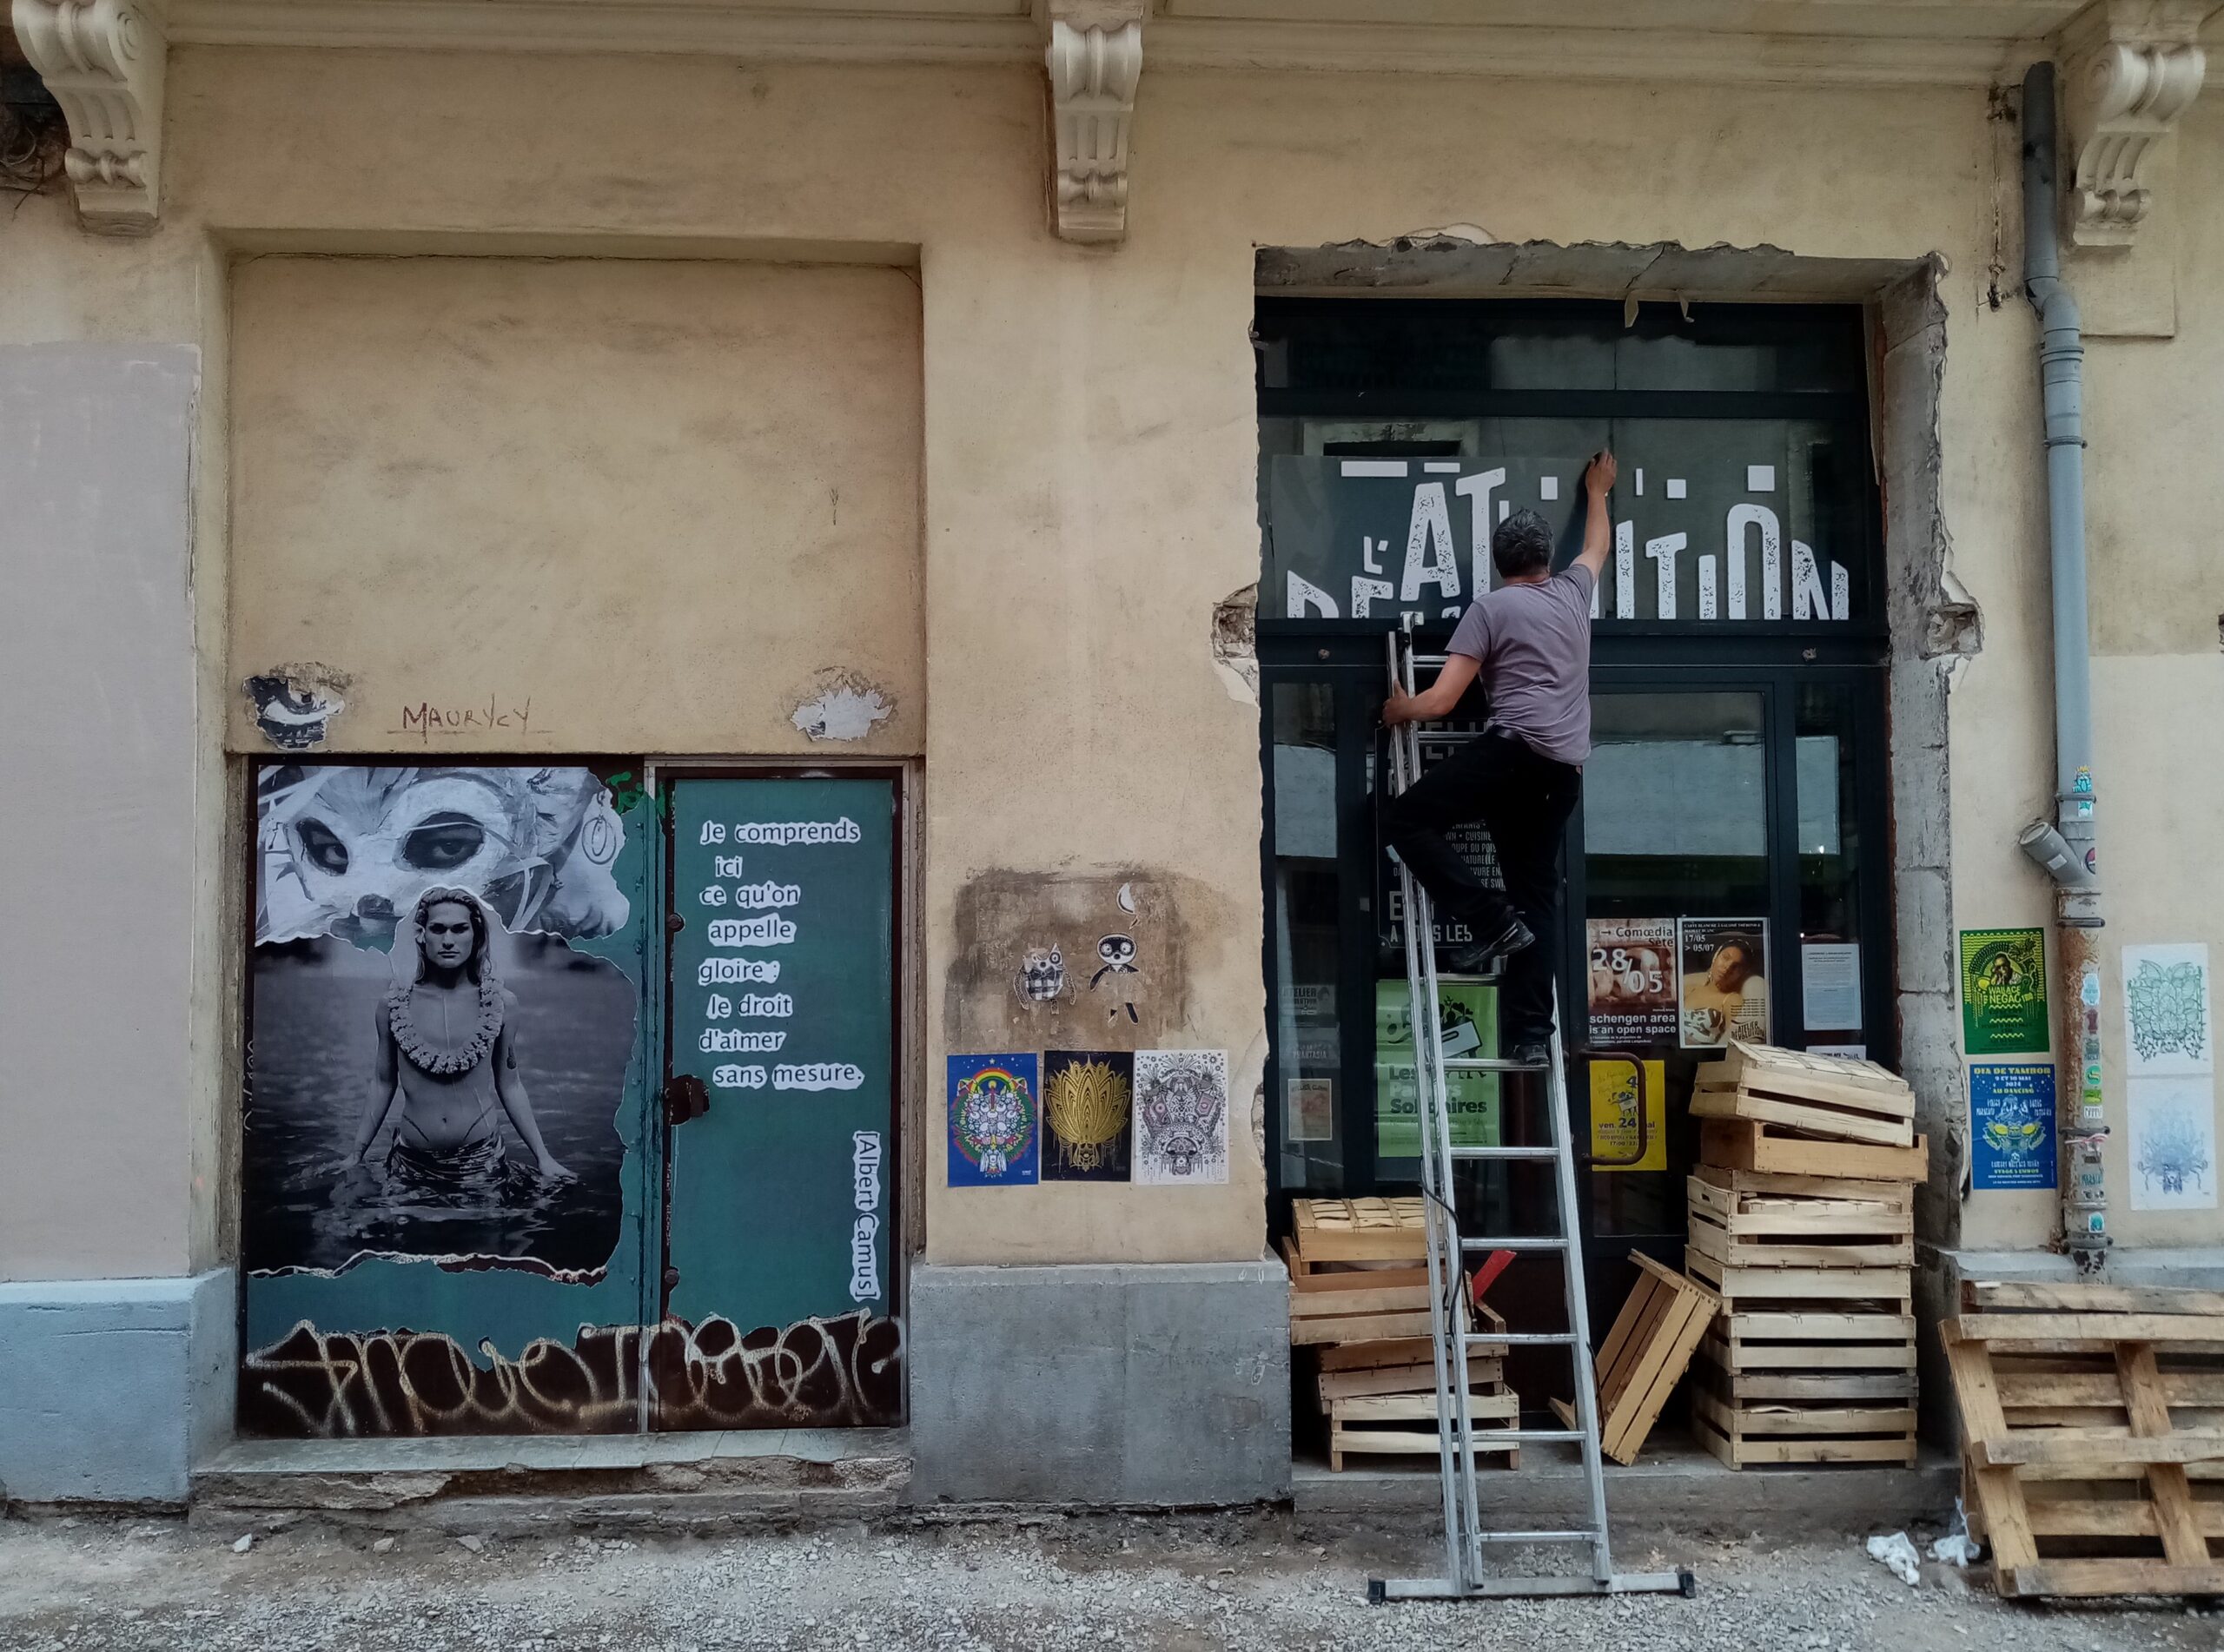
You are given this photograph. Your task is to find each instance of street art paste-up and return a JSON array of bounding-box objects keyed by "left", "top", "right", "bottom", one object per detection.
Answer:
[
  {"left": 947, "top": 1054, "right": 1042, "bottom": 1186},
  {"left": 2123, "top": 942, "right": 2214, "bottom": 1077},
  {"left": 1969, "top": 1062, "right": 2059, "bottom": 1192},
  {"left": 1133, "top": 1049, "right": 1231, "bottom": 1186},
  {"left": 2129, "top": 1074, "right": 2219, "bottom": 1212},
  {"left": 1042, "top": 1050, "right": 1135, "bottom": 1182},
  {"left": 256, "top": 764, "right": 630, "bottom": 945},
  {"left": 244, "top": 666, "right": 349, "bottom": 750},
  {"left": 1959, "top": 928, "right": 2050, "bottom": 1056},
  {"left": 245, "top": 765, "right": 638, "bottom": 1279},
  {"left": 1677, "top": 918, "right": 1771, "bottom": 1049},
  {"left": 1017, "top": 946, "right": 1068, "bottom": 1005}
]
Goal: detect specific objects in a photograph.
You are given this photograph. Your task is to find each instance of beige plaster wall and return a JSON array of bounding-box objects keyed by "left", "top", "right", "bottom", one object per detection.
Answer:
[
  {"left": 228, "top": 255, "right": 924, "bottom": 757},
  {"left": 10, "top": 41, "right": 2222, "bottom": 1276}
]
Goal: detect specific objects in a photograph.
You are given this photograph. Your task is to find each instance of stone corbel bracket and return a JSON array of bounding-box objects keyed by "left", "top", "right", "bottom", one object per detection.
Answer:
[
  {"left": 1045, "top": 1, "right": 1146, "bottom": 244},
  {"left": 2055, "top": 0, "right": 2208, "bottom": 248},
  {"left": 11, "top": 0, "right": 166, "bottom": 234}
]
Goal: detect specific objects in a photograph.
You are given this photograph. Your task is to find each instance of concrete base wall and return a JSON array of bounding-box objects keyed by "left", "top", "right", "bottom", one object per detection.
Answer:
[
  {"left": 0, "top": 1271, "right": 236, "bottom": 1504},
  {"left": 907, "top": 1259, "right": 1289, "bottom": 1507}
]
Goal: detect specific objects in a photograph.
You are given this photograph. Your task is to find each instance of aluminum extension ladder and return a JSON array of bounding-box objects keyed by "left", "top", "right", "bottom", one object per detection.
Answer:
[{"left": 1370, "top": 627, "right": 1693, "bottom": 1604}]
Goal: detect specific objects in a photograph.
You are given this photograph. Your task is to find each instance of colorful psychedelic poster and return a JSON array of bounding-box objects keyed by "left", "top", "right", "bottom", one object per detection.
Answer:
[
  {"left": 1585, "top": 919, "right": 1678, "bottom": 1044},
  {"left": 1588, "top": 1059, "right": 1668, "bottom": 1173},
  {"left": 1041, "top": 1050, "right": 1134, "bottom": 1181},
  {"left": 1959, "top": 928, "right": 2049, "bottom": 1055},
  {"left": 1969, "top": 1063, "right": 2058, "bottom": 1191},
  {"left": 1133, "top": 1049, "right": 1230, "bottom": 1185},
  {"left": 2122, "top": 942, "right": 2213, "bottom": 1078},
  {"left": 947, "top": 1053, "right": 1041, "bottom": 1186},
  {"left": 2128, "top": 1075, "right": 2218, "bottom": 1211},
  {"left": 1677, "top": 919, "right": 1770, "bottom": 1049}
]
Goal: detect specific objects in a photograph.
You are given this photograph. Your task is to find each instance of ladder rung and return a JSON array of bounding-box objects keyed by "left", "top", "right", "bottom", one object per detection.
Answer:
[
  {"left": 1460, "top": 1236, "right": 1566, "bottom": 1252},
  {"left": 1472, "top": 1332, "right": 1579, "bottom": 1346},
  {"left": 1448, "top": 1144, "right": 1559, "bottom": 1160},
  {"left": 1487, "top": 1430, "right": 1587, "bottom": 1444},
  {"left": 1442, "top": 1057, "right": 1548, "bottom": 1072},
  {"left": 1470, "top": 1530, "right": 1600, "bottom": 1545}
]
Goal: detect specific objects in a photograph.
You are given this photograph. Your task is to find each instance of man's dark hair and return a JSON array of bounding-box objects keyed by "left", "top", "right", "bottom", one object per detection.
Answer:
[{"left": 1492, "top": 509, "right": 1555, "bottom": 579}]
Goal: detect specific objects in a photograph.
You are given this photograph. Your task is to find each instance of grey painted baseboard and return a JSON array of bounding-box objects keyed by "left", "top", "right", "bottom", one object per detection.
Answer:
[
  {"left": 906, "top": 1258, "right": 1290, "bottom": 1507},
  {"left": 0, "top": 1270, "right": 235, "bottom": 1504}
]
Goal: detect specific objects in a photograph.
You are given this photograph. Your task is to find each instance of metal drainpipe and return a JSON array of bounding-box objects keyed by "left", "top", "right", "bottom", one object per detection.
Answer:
[{"left": 2016, "top": 60, "right": 2109, "bottom": 1272}]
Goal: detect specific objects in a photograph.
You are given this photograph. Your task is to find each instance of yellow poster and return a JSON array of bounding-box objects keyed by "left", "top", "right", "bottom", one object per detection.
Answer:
[{"left": 1589, "top": 1059, "right": 1667, "bottom": 1173}]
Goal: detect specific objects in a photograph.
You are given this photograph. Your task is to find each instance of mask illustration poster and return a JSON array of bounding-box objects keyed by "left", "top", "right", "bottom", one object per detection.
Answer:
[{"left": 244, "top": 764, "right": 638, "bottom": 1277}]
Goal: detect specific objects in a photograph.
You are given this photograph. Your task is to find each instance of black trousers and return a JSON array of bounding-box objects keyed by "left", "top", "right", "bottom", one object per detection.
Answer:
[{"left": 1381, "top": 729, "right": 1583, "bottom": 1047}]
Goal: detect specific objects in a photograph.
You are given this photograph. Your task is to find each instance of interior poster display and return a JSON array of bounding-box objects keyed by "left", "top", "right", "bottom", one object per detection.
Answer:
[
  {"left": 1134, "top": 1049, "right": 1230, "bottom": 1185},
  {"left": 1801, "top": 942, "right": 1863, "bottom": 1033},
  {"left": 1959, "top": 928, "right": 2049, "bottom": 1055},
  {"left": 1374, "top": 978, "right": 1501, "bottom": 1157},
  {"left": 244, "top": 764, "right": 637, "bottom": 1277},
  {"left": 1588, "top": 1059, "right": 1668, "bottom": 1173},
  {"left": 2129, "top": 1074, "right": 2218, "bottom": 1211},
  {"left": 1677, "top": 919, "right": 1771, "bottom": 1049},
  {"left": 1969, "top": 1063, "right": 2058, "bottom": 1191},
  {"left": 1585, "top": 919, "right": 1677, "bottom": 1044},
  {"left": 947, "top": 1054, "right": 1041, "bottom": 1186},
  {"left": 2123, "top": 942, "right": 2214, "bottom": 1077},
  {"left": 1042, "top": 1050, "right": 1134, "bottom": 1181}
]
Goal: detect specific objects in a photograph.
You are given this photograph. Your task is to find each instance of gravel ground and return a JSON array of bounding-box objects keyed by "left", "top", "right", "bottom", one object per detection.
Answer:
[{"left": 2, "top": 1508, "right": 2220, "bottom": 1652}]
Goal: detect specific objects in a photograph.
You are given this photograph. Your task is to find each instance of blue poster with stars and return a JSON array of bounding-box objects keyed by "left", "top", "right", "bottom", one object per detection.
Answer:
[{"left": 1971, "top": 1062, "right": 2057, "bottom": 1191}]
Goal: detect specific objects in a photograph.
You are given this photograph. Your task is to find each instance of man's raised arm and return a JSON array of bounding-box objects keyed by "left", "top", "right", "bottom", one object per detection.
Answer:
[{"left": 1572, "top": 449, "right": 1617, "bottom": 582}]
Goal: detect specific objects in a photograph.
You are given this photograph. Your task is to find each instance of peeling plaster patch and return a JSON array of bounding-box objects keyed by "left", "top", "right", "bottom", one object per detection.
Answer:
[
  {"left": 1212, "top": 585, "right": 1259, "bottom": 706},
  {"left": 244, "top": 663, "right": 350, "bottom": 750},
  {"left": 792, "top": 673, "right": 894, "bottom": 742}
]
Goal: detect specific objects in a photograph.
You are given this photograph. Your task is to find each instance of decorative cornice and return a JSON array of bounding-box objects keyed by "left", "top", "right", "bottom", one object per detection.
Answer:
[
  {"left": 2055, "top": 0, "right": 2209, "bottom": 246},
  {"left": 11, "top": 0, "right": 167, "bottom": 234},
  {"left": 1045, "top": 3, "right": 1144, "bottom": 244}
]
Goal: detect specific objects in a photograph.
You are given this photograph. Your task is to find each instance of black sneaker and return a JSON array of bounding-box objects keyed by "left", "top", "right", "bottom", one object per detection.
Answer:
[
  {"left": 1506, "top": 1039, "right": 1552, "bottom": 1069},
  {"left": 1440, "top": 915, "right": 1535, "bottom": 977}
]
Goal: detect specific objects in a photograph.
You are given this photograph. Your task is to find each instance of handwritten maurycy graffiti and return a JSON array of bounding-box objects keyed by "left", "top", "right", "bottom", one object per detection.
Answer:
[{"left": 1263, "top": 457, "right": 1856, "bottom": 629}]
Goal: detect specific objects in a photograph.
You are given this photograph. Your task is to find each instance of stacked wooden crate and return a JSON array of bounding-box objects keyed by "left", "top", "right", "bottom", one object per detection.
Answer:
[
  {"left": 1685, "top": 1043, "right": 1929, "bottom": 1468},
  {"left": 1285, "top": 1197, "right": 1517, "bottom": 1471}
]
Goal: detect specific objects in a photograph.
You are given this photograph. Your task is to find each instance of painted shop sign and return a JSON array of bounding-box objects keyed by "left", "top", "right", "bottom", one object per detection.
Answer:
[{"left": 1262, "top": 457, "right": 1858, "bottom": 629}]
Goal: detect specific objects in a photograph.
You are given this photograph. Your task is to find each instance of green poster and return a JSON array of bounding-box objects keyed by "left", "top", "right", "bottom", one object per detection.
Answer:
[
  {"left": 1960, "top": 927, "right": 2050, "bottom": 1055},
  {"left": 1376, "top": 979, "right": 1501, "bottom": 1158}
]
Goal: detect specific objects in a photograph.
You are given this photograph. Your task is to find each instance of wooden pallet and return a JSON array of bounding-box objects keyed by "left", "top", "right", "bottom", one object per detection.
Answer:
[
  {"left": 1690, "top": 1041, "right": 1917, "bottom": 1148},
  {"left": 1548, "top": 1252, "right": 1718, "bottom": 1465},
  {"left": 1699, "top": 1119, "right": 1929, "bottom": 1185},
  {"left": 1947, "top": 1280, "right": 2224, "bottom": 1598},
  {"left": 1330, "top": 1383, "right": 1521, "bottom": 1472},
  {"left": 1292, "top": 1197, "right": 1429, "bottom": 1265},
  {"left": 1687, "top": 1173, "right": 1914, "bottom": 1271}
]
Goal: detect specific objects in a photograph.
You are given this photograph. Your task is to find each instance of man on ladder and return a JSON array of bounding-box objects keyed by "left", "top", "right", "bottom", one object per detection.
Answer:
[{"left": 1380, "top": 449, "right": 1616, "bottom": 1067}]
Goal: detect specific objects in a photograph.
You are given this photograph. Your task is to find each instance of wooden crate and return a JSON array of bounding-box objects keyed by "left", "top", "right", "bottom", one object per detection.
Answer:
[
  {"left": 1292, "top": 1197, "right": 1429, "bottom": 1265},
  {"left": 1690, "top": 1041, "right": 1917, "bottom": 1149},
  {"left": 1700, "top": 1118, "right": 1929, "bottom": 1185},
  {"left": 1329, "top": 1383, "right": 1521, "bottom": 1472},
  {"left": 1702, "top": 1308, "right": 1918, "bottom": 1404},
  {"left": 1691, "top": 1380, "right": 1918, "bottom": 1467},
  {"left": 1319, "top": 1350, "right": 1504, "bottom": 1404},
  {"left": 1683, "top": 1244, "right": 1910, "bottom": 1308},
  {"left": 1549, "top": 1252, "right": 1718, "bottom": 1465},
  {"left": 1288, "top": 1262, "right": 1436, "bottom": 1346},
  {"left": 1687, "top": 1173, "right": 1914, "bottom": 1272},
  {"left": 1947, "top": 1280, "right": 2224, "bottom": 1598}
]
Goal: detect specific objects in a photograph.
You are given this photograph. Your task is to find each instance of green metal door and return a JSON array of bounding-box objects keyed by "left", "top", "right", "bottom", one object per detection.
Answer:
[{"left": 657, "top": 775, "right": 903, "bottom": 1430}]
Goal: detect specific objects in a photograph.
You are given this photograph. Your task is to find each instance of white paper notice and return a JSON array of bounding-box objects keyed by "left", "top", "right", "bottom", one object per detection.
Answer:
[
  {"left": 1801, "top": 942, "right": 1863, "bottom": 1032},
  {"left": 2123, "top": 942, "right": 2213, "bottom": 1077},
  {"left": 2128, "top": 1074, "right": 2219, "bottom": 1210}
]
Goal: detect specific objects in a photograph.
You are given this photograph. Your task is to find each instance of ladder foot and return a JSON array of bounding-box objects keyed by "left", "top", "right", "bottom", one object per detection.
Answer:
[
  {"left": 1679, "top": 1569, "right": 1698, "bottom": 1598},
  {"left": 1367, "top": 1578, "right": 1387, "bottom": 1606}
]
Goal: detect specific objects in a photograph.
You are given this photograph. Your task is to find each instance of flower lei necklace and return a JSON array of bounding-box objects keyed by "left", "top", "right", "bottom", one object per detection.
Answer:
[{"left": 387, "top": 975, "right": 505, "bottom": 1076}]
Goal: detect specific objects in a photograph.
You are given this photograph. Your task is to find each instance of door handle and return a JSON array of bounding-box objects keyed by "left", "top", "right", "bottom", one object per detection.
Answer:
[{"left": 663, "top": 1074, "right": 710, "bottom": 1126}]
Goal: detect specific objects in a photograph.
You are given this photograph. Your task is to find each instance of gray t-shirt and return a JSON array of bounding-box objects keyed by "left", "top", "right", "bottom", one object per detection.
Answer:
[{"left": 1445, "top": 565, "right": 1595, "bottom": 766}]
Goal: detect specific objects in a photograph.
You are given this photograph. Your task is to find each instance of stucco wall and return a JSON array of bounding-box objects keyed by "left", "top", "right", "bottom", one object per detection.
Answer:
[
  {"left": 228, "top": 254, "right": 924, "bottom": 757},
  {"left": 3, "top": 43, "right": 2221, "bottom": 1276}
]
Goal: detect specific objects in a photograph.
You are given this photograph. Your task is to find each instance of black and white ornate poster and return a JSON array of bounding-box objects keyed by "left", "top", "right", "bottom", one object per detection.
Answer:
[{"left": 1133, "top": 1049, "right": 1230, "bottom": 1186}]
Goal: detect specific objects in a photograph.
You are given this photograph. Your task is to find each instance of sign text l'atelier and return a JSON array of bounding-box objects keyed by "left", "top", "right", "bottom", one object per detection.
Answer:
[{"left": 1264, "top": 457, "right": 1853, "bottom": 627}]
